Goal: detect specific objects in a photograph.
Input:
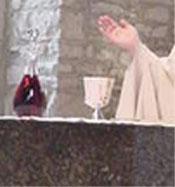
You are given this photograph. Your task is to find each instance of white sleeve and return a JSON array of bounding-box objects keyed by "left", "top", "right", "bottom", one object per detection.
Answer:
[
  {"left": 116, "top": 42, "right": 160, "bottom": 120},
  {"left": 160, "top": 45, "right": 175, "bottom": 81},
  {"left": 168, "top": 45, "right": 175, "bottom": 60}
]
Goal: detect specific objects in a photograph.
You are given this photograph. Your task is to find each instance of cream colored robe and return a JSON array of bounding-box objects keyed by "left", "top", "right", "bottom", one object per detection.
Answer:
[{"left": 116, "top": 43, "right": 175, "bottom": 123}]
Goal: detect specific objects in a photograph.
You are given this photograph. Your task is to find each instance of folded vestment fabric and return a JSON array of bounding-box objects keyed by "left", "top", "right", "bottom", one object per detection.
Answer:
[{"left": 116, "top": 43, "right": 175, "bottom": 123}]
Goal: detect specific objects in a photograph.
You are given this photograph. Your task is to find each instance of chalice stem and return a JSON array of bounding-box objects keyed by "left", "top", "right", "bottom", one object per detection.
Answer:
[{"left": 92, "top": 104, "right": 104, "bottom": 119}]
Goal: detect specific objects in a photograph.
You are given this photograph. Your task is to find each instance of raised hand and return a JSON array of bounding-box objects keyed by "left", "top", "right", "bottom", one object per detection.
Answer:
[{"left": 98, "top": 15, "right": 140, "bottom": 56}]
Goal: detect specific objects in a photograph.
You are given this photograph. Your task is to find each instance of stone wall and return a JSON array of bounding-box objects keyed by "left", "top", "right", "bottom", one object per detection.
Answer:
[
  {"left": 0, "top": 0, "right": 6, "bottom": 115},
  {"left": 1, "top": 0, "right": 174, "bottom": 117},
  {"left": 57, "top": 0, "right": 174, "bottom": 118}
]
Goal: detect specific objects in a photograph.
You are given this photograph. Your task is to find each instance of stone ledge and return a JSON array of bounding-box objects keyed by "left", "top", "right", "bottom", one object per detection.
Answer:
[{"left": 0, "top": 116, "right": 174, "bottom": 127}]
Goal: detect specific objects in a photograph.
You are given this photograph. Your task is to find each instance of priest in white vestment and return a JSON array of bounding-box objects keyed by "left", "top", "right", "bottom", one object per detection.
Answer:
[{"left": 98, "top": 15, "right": 175, "bottom": 122}]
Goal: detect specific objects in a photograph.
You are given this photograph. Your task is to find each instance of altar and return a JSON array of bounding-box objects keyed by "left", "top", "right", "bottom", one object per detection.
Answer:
[{"left": 0, "top": 117, "right": 174, "bottom": 186}]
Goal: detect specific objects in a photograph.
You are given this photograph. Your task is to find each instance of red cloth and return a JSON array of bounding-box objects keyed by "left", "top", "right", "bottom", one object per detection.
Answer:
[{"left": 13, "top": 74, "right": 46, "bottom": 116}]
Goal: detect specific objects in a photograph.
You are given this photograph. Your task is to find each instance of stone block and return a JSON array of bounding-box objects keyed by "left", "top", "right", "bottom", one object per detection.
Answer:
[
  {"left": 11, "top": 0, "right": 22, "bottom": 10},
  {"left": 0, "top": 40, "right": 3, "bottom": 55},
  {"left": 57, "top": 92, "right": 92, "bottom": 117},
  {"left": 119, "top": 52, "right": 131, "bottom": 67},
  {"left": 91, "top": 1, "right": 124, "bottom": 17},
  {"left": 0, "top": 46, "right": 5, "bottom": 114},
  {"left": 10, "top": 9, "right": 60, "bottom": 40},
  {"left": 109, "top": 68, "right": 125, "bottom": 85},
  {"left": 136, "top": 23, "right": 153, "bottom": 38},
  {"left": 4, "top": 87, "right": 16, "bottom": 115},
  {"left": 58, "top": 75, "right": 81, "bottom": 94},
  {"left": 86, "top": 36, "right": 121, "bottom": 62},
  {"left": 146, "top": 7, "right": 169, "bottom": 23},
  {"left": 96, "top": 49, "right": 115, "bottom": 61},
  {"left": 62, "top": 0, "right": 86, "bottom": 10},
  {"left": 152, "top": 26, "right": 168, "bottom": 38},
  {"left": 7, "top": 64, "right": 27, "bottom": 85},
  {"left": 96, "top": 47, "right": 120, "bottom": 62},
  {"left": 75, "top": 60, "right": 109, "bottom": 76},
  {"left": 60, "top": 11, "right": 84, "bottom": 40},
  {"left": 21, "top": 0, "right": 60, "bottom": 10},
  {"left": 40, "top": 75, "right": 58, "bottom": 90},
  {"left": 143, "top": 0, "right": 173, "bottom": 6},
  {"left": 47, "top": 39, "right": 60, "bottom": 55},
  {"left": 58, "top": 62, "right": 72, "bottom": 73},
  {"left": 92, "top": 0, "right": 130, "bottom": 9},
  {"left": 0, "top": 0, "right": 5, "bottom": 40},
  {"left": 86, "top": 45, "right": 94, "bottom": 59},
  {"left": 59, "top": 43, "right": 83, "bottom": 59}
]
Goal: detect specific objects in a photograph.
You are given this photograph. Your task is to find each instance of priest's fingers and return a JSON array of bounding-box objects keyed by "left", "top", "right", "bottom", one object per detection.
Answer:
[
  {"left": 98, "top": 15, "right": 118, "bottom": 34},
  {"left": 98, "top": 15, "right": 118, "bottom": 29},
  {"left": 98, "top": 15, "right": 118, "bottom": 27},
  {"left": 98, "top": 26, "right": 108, "bottom": 37},
  {"left": 102, "top": 15, "right": 119, "bottom": 27},
  {"left": 119, "top": 19, "right": 130, "bottom": 28},
  {"left": 98, "top": 23, "right": 117, "bottom": 35}
]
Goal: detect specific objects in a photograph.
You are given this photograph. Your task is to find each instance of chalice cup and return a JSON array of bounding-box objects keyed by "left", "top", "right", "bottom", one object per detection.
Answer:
[{"left": 83, "top": 77, "right": 115, "bottom": 119}]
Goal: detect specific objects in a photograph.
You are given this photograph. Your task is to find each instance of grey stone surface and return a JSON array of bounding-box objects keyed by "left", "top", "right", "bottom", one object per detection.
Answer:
[
  {"left": 133, "top": 127, "right": 174, "bottom": 186},
  {"left": 0, "top": 0, "right": 6, "bottom": 115},
  {"left": 146, "top": 7, "right": 169, "bottom": 23},
  {"left": 143, "top": 0, "right": 173, "bottom": 6},
  {"left": 152, "top": 26, "right": 168, "bottom": 38},
  {"left": 59, "top": 43, "right": 84, "bottom": 59},
  {"left": 0, "top": 119, "right": 173, "bottom": 186},
  {"left": 91, "top": 1, "right": 124, "bottom": 16},
  {"left": 60, "top": 11, "right": 84, "bottom": 40}
]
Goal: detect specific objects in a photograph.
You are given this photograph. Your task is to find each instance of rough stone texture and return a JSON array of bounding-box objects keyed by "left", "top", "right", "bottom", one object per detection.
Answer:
[
  {"left": 146, "top": 7, "right": 169, "bottom": 23},
  {"left": 152, "top": 26, "right": 168, "bottom": 38},
  {"left": 133, "top": 127, "right": 174, "bottom": 186},
  {"left": 0, "top": 0, "right": 6, "bottom": 115},
  {"left": 58, "top": 0, "right": 174, "bottom": 118},
  {"left": 60, "top": 11, "right": 84, "bottom": 40},
  {"left": 0, "top": 119, "right": 173, "bottom": 186},
  {"left": 4, "top": 0, "right": 61, "bottom": 116}
]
